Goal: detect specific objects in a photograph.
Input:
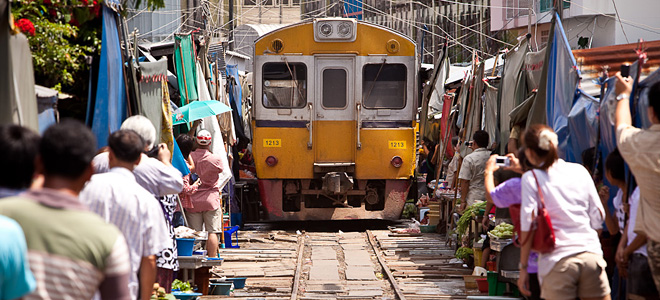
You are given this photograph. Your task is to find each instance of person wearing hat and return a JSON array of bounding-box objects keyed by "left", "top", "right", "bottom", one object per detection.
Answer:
[{"left": 187, "top": 129, "right": 225, "bottom": 257}]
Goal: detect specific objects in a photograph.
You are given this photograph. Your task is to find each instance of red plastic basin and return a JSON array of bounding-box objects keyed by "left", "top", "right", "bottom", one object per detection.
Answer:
[{"left": 476, "top": 277, "right": 489, "bottom": 293}]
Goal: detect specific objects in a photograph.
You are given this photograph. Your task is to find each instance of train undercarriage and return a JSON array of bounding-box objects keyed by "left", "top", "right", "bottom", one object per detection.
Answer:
[{"left": 258, "top": 176, "right": 410, "bottom": 221}]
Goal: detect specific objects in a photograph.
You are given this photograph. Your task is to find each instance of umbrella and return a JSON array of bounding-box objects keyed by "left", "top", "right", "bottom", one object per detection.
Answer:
[{"left": 172, "top": 100, "right": 232, "bottom": 125}]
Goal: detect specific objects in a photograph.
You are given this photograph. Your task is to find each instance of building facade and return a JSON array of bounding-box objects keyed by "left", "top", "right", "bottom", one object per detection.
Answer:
[{"left": 490, "top": 0, "right": 660, "bottom": 50}]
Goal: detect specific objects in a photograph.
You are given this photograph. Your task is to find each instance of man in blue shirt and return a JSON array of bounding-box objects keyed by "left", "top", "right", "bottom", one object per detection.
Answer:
[{"left": 0, "top": 215, "right": 36, "bottom": 300}]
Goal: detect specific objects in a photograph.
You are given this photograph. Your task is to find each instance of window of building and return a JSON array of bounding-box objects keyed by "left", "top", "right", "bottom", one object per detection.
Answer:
[
  {"left": 540, "top": 0, "right": 569, "bottom": 12},
  {"left": 262, "top": 62, "right": 307, "bottom": 108},
  {"left": 362, "top": 64, "right": 406, "bottom": 109},
  {"left": 506, "top": 0, "right": 530, "bottom": 20},
  {"left": 322, "top": 69, "right": 347, "bottom": 109}
]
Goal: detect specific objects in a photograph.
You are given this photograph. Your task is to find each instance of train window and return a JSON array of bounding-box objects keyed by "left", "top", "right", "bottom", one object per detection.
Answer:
[
  {"left": 262, "top": 62, "right": 307, "bottom": 108},
  {"left": 322, "top": 68, "right": 347, "bottom": 109},
  {"left": 362, "top": 64, "right": 406, "bottom": 109}
]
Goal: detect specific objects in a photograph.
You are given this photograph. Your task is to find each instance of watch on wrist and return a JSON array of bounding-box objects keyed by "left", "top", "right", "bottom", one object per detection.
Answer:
[
  {"left": 518, "top": 262, "right": 528, "bottom": 270},
  {"left": 616, "top": 93, "right": 630, "bottom": 101}
]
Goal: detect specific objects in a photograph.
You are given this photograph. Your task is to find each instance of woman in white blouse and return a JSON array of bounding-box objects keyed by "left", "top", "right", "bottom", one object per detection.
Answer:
[{"left": 517, "top": 124, "right": 610, "bottom": 300}]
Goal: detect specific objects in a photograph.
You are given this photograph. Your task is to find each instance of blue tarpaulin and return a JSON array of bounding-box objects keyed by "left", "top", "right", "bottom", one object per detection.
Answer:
[
  {"left": 90, "top": 5, "right": 127, "bottom": 149},
  {"left": 171, "top": 141, "right": 190, "bottom": 176},
  {"left": 566, "top": 90, "right": 599, "bottom": 164},
  {"left": 544, "top": 13, "right": 580, "bottom": 159},
  {"left": 226, "top": 65, "right": 243, "bottom": 120}
]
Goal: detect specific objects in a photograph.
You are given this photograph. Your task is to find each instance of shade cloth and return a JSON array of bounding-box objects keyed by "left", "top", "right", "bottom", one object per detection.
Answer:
[{"left": 91, "top": 5, "right": 127, "bottom": 149}]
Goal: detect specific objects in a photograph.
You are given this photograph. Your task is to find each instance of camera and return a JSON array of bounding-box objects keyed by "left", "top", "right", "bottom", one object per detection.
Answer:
[
  {"left": 620, "top": 63, "right": 631, "bottom": 78},
  {"left": 144, "top": 146, "right": 160, "bottom": 158},
  {"left": 495, "top": 156, "right": 510, "bottom": 167}
]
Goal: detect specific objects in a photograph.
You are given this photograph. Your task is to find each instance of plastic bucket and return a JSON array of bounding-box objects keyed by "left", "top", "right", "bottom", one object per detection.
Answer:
[
  {"left": 226, "top": 277, "right": 247, "bottom": 289},
  {"left": 476, "top": 277, "right": 489, "bottom": 293},
  {"left": 176, "top": 238, "right": 195, "bottom": 256},
  {"left": 209, "top": 283, "right": 232, "bottom": 295}
]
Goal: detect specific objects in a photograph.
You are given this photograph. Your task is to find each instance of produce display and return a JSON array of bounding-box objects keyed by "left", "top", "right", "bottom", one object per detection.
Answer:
[
  {"left": 171, "top": 279, "right": 192, "bottom": 292},
  {"left": 151, "top": 283, "right": 176, "bottom": 300},
  {"left": 456, "top": 201, "right": 487, "bottom": 236},
  {"left": 455, "top": 246, "right": 474, "bottom": 260},
  {"left": 489, "top": 223, "right": 514, "bottom": 239}
]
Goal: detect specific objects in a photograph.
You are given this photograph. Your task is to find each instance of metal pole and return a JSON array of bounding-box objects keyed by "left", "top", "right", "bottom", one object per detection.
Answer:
[
  {"left": 279, "top": 0, "right": 283, "bottom": 24},
  {"left": 229, "top": 0, "right": 234, "bottom": 50}
]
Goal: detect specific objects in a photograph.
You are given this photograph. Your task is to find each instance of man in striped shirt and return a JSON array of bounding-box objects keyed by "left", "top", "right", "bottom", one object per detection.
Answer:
[
  {"left": 0, "top": 120, "right": 131, "bottom": 300},
  {"left": 81, "top": 130, "right": 170, "bottom": 300}
]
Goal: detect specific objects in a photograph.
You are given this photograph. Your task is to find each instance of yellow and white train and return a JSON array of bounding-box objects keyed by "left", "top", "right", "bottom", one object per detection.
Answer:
[{"left": 251, "top": 18, "right": 418, "bottom": 220}]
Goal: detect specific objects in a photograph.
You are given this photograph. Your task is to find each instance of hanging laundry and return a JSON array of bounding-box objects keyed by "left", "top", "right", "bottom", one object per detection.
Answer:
[
  {"left": 91, "top": 5, "right": 127, "bottom": 149},
  {"left": 0, "top": 25, "right": 38, "bottom": 131},
  {"left": 174, "top": 34, "right": 198, "bottom": 106},
  {"left": 138, "top": 58, "right": 168, "bottom": 145}
]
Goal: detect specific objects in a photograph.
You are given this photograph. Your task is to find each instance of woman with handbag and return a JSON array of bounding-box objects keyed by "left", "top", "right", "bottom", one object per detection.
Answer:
[{"left": 517, "top": 124, "right": 610, "bottom": 300}]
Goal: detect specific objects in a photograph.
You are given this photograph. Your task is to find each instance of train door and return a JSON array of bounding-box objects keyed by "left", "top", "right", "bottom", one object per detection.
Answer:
[{"left": 313, "top": 56, "right": 356, "bottom": 164}]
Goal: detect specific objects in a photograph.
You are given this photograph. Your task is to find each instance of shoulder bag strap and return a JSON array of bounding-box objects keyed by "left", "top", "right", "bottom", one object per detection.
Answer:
[{"left": 519, "top": 170, "right": 545, "bottom": 246}]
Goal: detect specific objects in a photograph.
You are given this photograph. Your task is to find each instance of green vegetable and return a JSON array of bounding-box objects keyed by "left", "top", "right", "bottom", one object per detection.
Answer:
[
  {"left": 455, "top": 246, "right": 474, "bottom": 260},
  {"left": 489, "top": 223, "right": 514, "bottom": 238},
  {"left": 456, "top": 202, "right": 487, "bottom": 236},
  {"left": 172, "top": 279, "right": 192, "bottom": 292}
]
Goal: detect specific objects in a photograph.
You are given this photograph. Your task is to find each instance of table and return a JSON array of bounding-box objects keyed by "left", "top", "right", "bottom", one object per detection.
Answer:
[{"left": 178, "top": 256, "right": 223, "bottom": 295}]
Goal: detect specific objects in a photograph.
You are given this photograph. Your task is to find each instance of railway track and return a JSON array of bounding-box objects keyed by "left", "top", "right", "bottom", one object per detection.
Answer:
[{"left": 200, "top": 227, "right": 476, "bottom": 299}]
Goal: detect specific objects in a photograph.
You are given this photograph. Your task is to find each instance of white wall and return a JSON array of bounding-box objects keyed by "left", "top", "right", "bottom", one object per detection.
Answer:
[{"left": 612, "top": 0, "right": 660, "bottom": 45}]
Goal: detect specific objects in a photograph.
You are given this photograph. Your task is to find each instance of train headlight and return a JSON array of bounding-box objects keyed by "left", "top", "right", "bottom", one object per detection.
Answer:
[
  {"left": 313, "top": 18, "right": 357, "bottom": 42},
  {"left": 338, "top": 22, "right": 352, "bottom": 37},
  {"left": 266, "top": 156, "right": 278, "bottom": 167},
  {"left": 391, "top": 156, "right": 403, "bottom": 168},
  {"left": 319, "top": 23, "right": 333, "bottom": 37}
]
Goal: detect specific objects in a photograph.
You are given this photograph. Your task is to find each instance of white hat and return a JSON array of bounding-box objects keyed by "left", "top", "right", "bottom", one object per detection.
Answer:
[{"left": 196, "top": 130, "right": 212, "bottom": 146}]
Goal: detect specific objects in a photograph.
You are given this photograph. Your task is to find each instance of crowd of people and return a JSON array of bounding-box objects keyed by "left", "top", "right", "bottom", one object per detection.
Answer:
[
  {"left": 0, "top": 115, "right": 227, "bottom": 300},
  {"left": 419, "top": 73, "right": 660, "bottom": 300}
]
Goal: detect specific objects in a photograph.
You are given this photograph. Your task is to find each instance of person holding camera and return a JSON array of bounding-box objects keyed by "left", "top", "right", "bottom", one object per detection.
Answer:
[
  {"left": 91, "top": 115, "right": 183, "bottom": 292},
  {"left": 517, "top": 124, "right": 608, "bottom": 299},
  {"left": 614, "top": 72, "right": 660, "bottom": 291}
]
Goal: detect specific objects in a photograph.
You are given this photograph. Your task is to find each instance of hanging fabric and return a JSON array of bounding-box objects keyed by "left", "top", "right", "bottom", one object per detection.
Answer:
[
  {"left": 138, "top": 58, "right": 168, "bottom": 144},
  {"left": 566, "top": 89, "right": 599, "bottom": 164},
  {"left": 484, "top": 82, "right": 498, "bottom": 148},
  {"left": 1, "top": 0, "right": 39, "bottom": 132},
  {"left": 226, "top": 65, "right": 243, "bottom": 120},
  {"left": 161, "top": 80, "right": 175, "bottom": 153},
  {"left": 496, "top": 36, "right": 529, "bottom": 154},
  {"left": 91, "top": 4, "right": 127, "bottom": 149},
  {"left": 196, "top": 62, "right": 212, "bottom": 101},
  {"left": 419, "top": 44, "right": 449, "bottom": 143},
  {"left": 174, "top": 34, "right": 198, "bottom": 106},
  {"left": 530, "top": 13, "right": 579, "bottom": 158}
]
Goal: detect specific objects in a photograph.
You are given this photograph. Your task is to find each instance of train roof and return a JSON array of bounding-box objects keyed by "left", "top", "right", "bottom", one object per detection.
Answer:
[{"left": 254, "top": 19, "right": 417, "bottom": 57}]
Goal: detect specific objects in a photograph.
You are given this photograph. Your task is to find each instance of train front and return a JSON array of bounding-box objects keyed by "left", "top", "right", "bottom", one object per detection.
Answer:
[{"left": 252, "top": 18, "right": 417, "bottom": 220}]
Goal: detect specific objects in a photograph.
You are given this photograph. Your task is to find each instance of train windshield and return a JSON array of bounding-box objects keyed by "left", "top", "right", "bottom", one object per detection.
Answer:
[
  {"left": 362, "top": 63, "right": 406, "bottom": 109},
  {"left": 262, "top": 62, "right": 307, "bottom": 108}
]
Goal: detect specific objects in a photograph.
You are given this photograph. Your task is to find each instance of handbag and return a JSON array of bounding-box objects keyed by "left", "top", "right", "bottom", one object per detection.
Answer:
[{"left": 509, "top": 170, "right": 556, "bottom": 254}]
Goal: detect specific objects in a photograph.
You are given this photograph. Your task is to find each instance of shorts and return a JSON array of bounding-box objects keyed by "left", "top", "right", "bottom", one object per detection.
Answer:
[
  {"left": 541, "top": 252, "right": 611, "bottom": 300},
  {"left": 627, "top": 253, "right": 660, "bottom": 298},
  {"left": 185, "top": 208, "right": 222, "bottom": 233}
]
